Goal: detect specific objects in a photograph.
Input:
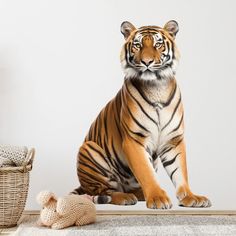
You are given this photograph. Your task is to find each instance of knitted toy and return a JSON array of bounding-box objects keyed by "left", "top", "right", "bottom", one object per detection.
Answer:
[{"left": 36, "top": 191, "right": 96, "bottom": 229}]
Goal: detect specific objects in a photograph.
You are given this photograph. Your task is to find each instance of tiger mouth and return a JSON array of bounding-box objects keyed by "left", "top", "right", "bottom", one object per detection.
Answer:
[
  {"left": 143, "top": 68, "right": 154, "bottom": 72},
  {"left": 138, "top": 64, "right": 165, "bottom": 73},
  {"left": 138, "top": 69, "right": 156, "bottom": 77}
]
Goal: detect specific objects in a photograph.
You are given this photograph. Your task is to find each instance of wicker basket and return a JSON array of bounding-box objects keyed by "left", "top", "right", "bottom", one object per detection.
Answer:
[{"left": 0, "top": 148, "right": 35, "bottom": 228}]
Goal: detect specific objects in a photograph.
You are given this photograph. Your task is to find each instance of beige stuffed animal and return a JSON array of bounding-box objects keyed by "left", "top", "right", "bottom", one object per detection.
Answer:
[{"left": 37, "top": 191, "right": 96, "bottom": 229}]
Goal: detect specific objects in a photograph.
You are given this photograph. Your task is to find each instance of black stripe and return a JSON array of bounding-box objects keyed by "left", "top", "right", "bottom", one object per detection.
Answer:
[
  {"left": 124, "top": 121, "right": 147, "bottom": 138},
  {"left": 79, "top": 168, "right": 110, "bottom": 187},
  {"left": 79, "top": 172, "right": 98, "bottom": 185},
  {"left": 163, "top": 34, "right": 175, "bottom": 60},
  {"left": 138, "top": 28, "right": 160, "bottom": 34},
  {"left": 102, "top": 141, "right": 122, "bottom": 178},
  {"left": 168, "top": 114, "right": 184, "bottom": 134},
  {"left": 100, "top": 108, "right": 108, "bottom": 149},
  {"left": 106, "top": 156, "right": 124, "bottom": 180},
  {"left": 170, "top": 134, "right": 184, "bottom": 147},
  {"left": 79, "top": 151, "right": 109, "bottom": 177},
  {"left": 125, "top": 42, "right": 134, "bottom": 67},
  {"left": 96, "top": 115, "right": 102, "bottom": 146},
  {"left": 114, "top": 93, "right": 123, "bottom": 138},
  {"left": 156, "top": 109, "right": 160, "bottom": 121},
  {"left": 175, "top": 137, "right": 183, "bottom": 147},
  {"left": 166, "top": 40, "right": 171, "bottom": 59},
  {"left": 146, "top": 147, "right": 152, "bottom": 156},
  {"left": 159, "top": 146, "right": 173, "bottom": 159},
  {"left": 79, "top": 168, "right": 104, "bottom": 183},
  {"left": 79, "top": 177, "right": 99, "bottom": 186},
  {"left": 126, "top": 84, "right": 158, "bottom": 126},
  {"left": 124, "top": 43, "right": 129, "bottom": 65},
  {"left": 104, "top": 143, "right": 126, "bottom": 180},
  {"left": 161, "top": 96, "right": 181, "bottom": 131},
  {"left": 170, "top": 134, "right": 183, "bottom": 141},
  {"left": 79, "top": 160, "right": 104, "bottom": 176},
  {"left": 127, "top": 106, "right": 149, "bottom": 132},
  {"left": 93, "top": 119, "right": 98, "bottom": 141},
  {"left": 88, "top": 128, "right": 92, "bottom": 140},
  {"left": 86, "top": 143, "right": 106, "bottom": 160},
  {"left": 115, "top": 116, "right": 122, "bottom": 138},
  {"left": 83, "top": 149, "right": 110, "bottom": 176},
  {"left": 152, "top": 153, "right": 158, "bottom": 161},
  {"left": 86, "top": 143, "right": 111, "bottom": 170},
  {"left": 131, "top": 79, "right": 157, "bottom": 107},
  {"left": 170, "top": 167, "right": 178, "bottom": 181},
  {"left": 133, "top": 131, "right": 146, "bottom": 138},
  {"left": 103, "top": 105, "right": 109, "bottom": 140},
  {"left": 103, "top": 140, "right": 112, "bottom": 159},
  {"left": 121, "top": 121, "right": 145, "bottom": 147},
  {"left": 111, "top": 140, "right": 132, "bottom": 177},
  {"left": 163, "top": 153, "right": 180, "bottom": 168},
  {"left": 162, "top": 156, "right": 167, "bottom": 162},
  {"left": 71, "top": 187, "right": 85, "bottom": 195}
]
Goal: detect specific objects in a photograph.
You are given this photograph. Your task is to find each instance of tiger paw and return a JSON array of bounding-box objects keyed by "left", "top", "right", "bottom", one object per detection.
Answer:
[
  {"left": 177, "top": 186, "right": 211, "bottom": 208},
  {"left": 110, "top": 192, "right": 138, "bottom": 205},
  {"left": 146, "top": 188, "right": 172, "bottom": 209}
]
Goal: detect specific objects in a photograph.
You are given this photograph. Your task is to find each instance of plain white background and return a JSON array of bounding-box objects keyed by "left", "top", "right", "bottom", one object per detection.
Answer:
[{"left": 0, "top": 0, "right": 235, "bottom": 210}]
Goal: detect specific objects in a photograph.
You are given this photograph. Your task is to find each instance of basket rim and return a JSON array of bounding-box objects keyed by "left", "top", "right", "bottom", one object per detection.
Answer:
[{"left": 0, "top": 164, "right": 32, "bottom": 173}]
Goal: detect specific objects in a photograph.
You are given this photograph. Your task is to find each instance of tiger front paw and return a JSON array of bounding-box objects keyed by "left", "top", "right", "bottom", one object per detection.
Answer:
[
  {"left": 146, "top": 188, "right": 172, "bottom": 209},
  {"left": 177, "top": 186, "right": 211, "bottom": 208}
]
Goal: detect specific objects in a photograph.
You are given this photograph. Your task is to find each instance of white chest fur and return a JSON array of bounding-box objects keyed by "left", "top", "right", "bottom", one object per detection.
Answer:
[{"left": 126, "top": 78, "right": 183, "bottom": 154}]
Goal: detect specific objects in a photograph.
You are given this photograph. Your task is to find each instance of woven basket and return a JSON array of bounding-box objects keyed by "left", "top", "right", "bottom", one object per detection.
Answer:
[{"left": 0, "top": 148, "right": 35, "bottom": 228}]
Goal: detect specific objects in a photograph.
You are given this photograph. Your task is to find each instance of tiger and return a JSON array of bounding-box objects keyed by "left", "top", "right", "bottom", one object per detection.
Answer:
[{"left": 72, "top": 20, "right": 211, "bottom": 209}]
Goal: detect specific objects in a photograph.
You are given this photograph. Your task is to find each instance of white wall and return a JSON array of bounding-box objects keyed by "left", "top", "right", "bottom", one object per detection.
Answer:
[{"left": 0, "top": 0, "right": 235, "bottom": 210}]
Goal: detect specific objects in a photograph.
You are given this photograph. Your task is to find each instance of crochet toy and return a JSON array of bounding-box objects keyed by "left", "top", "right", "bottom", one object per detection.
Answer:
[{"left": 36, "top": 191, "right": 96, "bottom": 229}]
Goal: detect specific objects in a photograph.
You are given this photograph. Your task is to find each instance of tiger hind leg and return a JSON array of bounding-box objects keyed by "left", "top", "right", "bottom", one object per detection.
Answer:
[{"left": 77, "top": 141, "right": 138, "bottom": 205}]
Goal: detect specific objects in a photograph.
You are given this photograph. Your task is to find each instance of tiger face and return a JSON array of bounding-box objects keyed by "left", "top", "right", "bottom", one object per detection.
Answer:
[{"left": 120, "top": 20, "right": 180, "bottom": 81}]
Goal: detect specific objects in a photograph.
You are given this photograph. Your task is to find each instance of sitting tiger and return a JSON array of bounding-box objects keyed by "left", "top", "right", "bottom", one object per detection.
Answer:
[{"left": 72, "top": 20, "right": 211, "bottom": 209}]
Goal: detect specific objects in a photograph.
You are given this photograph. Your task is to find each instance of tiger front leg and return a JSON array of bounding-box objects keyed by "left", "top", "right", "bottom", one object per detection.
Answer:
[
  {"left": 122, "top": 138, "right": 172, "bottom": 209},
  {"left": 160, "top": 139, "right": 211, "bottom": 207}
]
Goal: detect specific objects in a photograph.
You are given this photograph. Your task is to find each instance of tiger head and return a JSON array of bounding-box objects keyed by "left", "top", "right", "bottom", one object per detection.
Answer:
[{"left": 120, "top": 20, "right": 180, "bottom": 81}]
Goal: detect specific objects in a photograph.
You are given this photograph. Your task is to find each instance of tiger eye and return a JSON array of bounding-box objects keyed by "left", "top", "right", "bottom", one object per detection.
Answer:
[{"left": 134, "top": 43, "right": 141, "bottom": 49}]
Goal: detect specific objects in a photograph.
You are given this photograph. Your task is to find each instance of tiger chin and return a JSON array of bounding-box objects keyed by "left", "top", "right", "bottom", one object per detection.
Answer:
[{"left": 72, "top": 20, "right": 211, "bottom": 209}]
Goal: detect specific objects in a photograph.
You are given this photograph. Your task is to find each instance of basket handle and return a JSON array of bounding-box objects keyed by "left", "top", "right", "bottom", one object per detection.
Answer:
[{"left": 23, "top": 148, "right": 35, "bottom": 171}]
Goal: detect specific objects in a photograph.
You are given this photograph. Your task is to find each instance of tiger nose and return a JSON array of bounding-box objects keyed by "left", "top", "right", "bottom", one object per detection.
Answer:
[{"left": 141, "top": 59, "right": 154, "bottom": 67}]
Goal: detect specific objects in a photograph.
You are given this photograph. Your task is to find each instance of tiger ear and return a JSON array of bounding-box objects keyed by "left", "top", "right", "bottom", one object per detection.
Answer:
[
  {"left": 164, "top": 20, "right": 179, "bottom": 38},
  {"left": 120, "top": 21, "right": 136, "bottom": 40}
]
